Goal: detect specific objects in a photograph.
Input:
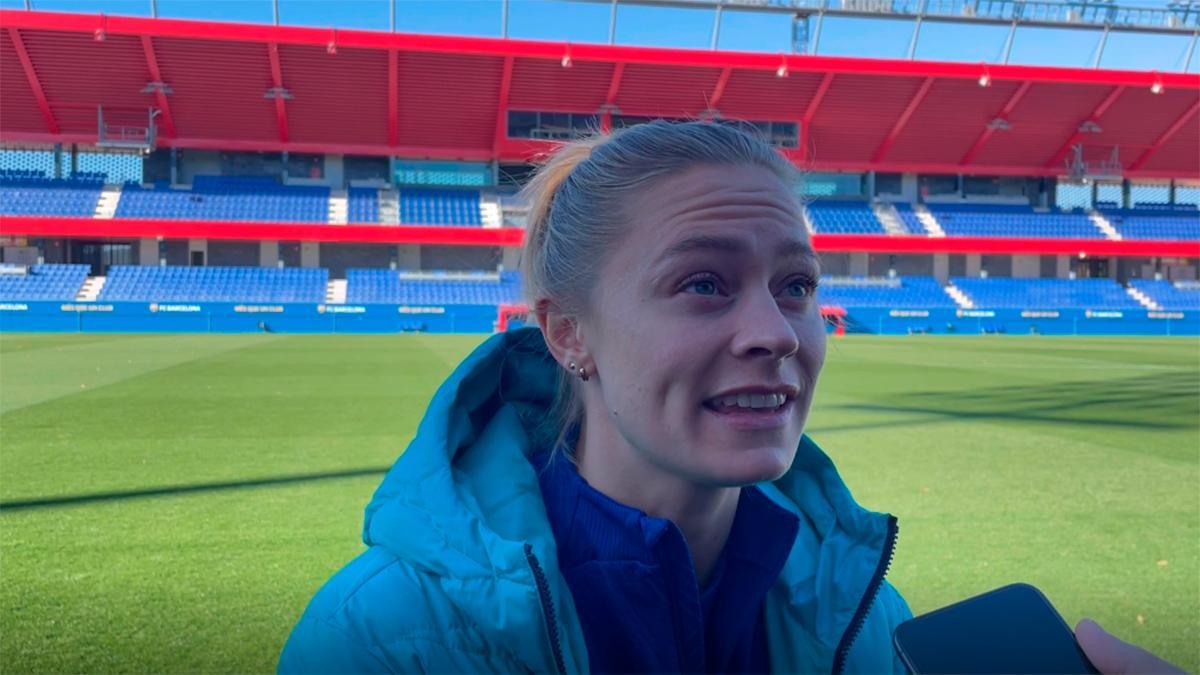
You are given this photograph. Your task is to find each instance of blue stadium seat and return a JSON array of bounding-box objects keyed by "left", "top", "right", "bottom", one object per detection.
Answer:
[
  {"left": 806, "top": 201, "right": 886, "bottom": 234},
  {"left": 817, "top": 276, "right": 956, "bottom": 308},
  {"left": 925, "top": 203, "right": 1102, "bottom": 239},
  {"left": 892, "top": 203, "right": 928, "bottom": 234},
  {"left": 1100, "top": 206, "right": 1199, "bottom": 241},
  {"left": 0, "top": 264, "right": 90, "bottom": 300},
  {"left": 951, "top": 277, "right": 1140, "bottom": 309},
  {"left": 98, "top": 266, "right": 328, "bottom": 303},
  {"left": 345, "top": 269, "right": 521, "bottom": 304},
  {"left": 115, "top": 175, "right": 330, "bottom": 223},
  {"left": 398, "top": 188, "right": 483, "bottom": 226},
  {"left": 0, "top": 175, "right": 104, "bottom": 217},
  {"left": 1129, "top": 279, "right": 1200, "bottom": 310},
  {"left": 348, "top": 188, "right": 380, "bottom": 224}
]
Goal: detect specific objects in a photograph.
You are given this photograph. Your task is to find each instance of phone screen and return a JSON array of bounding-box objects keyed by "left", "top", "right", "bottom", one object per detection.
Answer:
[{"left": 893, "top": 583, "right": 1099, "bottom": 674}]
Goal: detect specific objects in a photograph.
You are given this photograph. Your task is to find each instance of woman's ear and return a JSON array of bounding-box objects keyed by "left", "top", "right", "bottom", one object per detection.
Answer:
[{"left": 535, "top": 298, "right": 589, "bottom": 371}]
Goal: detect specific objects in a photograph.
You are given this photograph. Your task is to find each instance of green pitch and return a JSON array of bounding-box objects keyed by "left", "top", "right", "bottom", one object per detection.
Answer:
[{"left": 1, "top": 333, "right": 1197, "bottom": 673}]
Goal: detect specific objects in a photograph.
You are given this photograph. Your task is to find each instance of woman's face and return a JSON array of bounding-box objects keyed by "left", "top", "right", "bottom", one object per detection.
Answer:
[{"left": 579, "top": 162, "right": 826, "bottom": 488}]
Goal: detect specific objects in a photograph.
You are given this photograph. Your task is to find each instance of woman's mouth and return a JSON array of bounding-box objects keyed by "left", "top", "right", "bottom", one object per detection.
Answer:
[{"left": 702, "top": 392, "right": 796, "bottom": 430}]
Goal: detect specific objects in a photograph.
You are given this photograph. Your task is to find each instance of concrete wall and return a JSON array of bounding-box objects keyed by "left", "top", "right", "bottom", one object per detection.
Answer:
[
  {"left": 280, "top": 242, "right": 302, "bottom": 268},
  {"left": 397, "top": 245, "right": 421, "bottom": 271},
  {"left": 421, "top": 245, "right": 499, "bottom": 271},
  {"left": 1011, "top": 254, "right": 1040, "bottom": 278},
  {"left": 965, "top": 254, "right": 982, "bottom": 277},
  {"left": 949, "top": 254, "right": 967, "bottom": 278},
  {"left": 259, "top": 241, "right": 279, "bottom": 268},
  {"left": 867, "top": 254, "right": 934, "bottom": 277},
  {"left": 933, "top": 254, "right": 949, "bottom": 283},
  {"left": 899, "top": 174, "right": 919, "bottom": 202},
  {"left": 300, "top": 242, "right": 320, "bottom": 268},
  {"left": 138, "top": 238, "right": 159, "bottom": 266},
  {"left": 1056, "top": 255, "right": 1071, "bottom": 278},
  {"left": 818, "top": 252, "right": 850, "bottom": 276},
  {"left": 849, "top": 252, "right": 869, "bottom": 277},
  {"left": 500, "top": 246, "right": 521, "bottom": 272},
  {"left": 187, "top": 238, "right": 207, "bottom": 266},
  {"left": 178, "top": 150, "right": 222, "bottom": 184},
  {"left": 208, "top": 241, "right": 260, "bottom": 267},
  {"left": 1039, "top": 255, "right": 1058, "bottom": 278},
  {"left": 2, "top": 246, "right": 39, "bottom": 266},
  {"left": 163, "top": 240, "right": 188, "bottom": 266},
  {"left": 981, "top": 255, "right": 1013, "bottom": 277},
  {"left": 320, "top": 243, "right": 393, "bottom": 278}
]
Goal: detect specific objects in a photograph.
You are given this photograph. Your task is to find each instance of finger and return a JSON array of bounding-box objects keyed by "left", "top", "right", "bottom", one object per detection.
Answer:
[
  {"left": 1075, "top": 618, "right": 1186, "bottom": 675},
  {"left": 1076, "top": 618, "right": 1129, "bottom": 674}
]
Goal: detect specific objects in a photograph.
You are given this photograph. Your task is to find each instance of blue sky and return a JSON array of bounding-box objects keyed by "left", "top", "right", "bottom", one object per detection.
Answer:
[{"left": 3, "top": 0, "right": 1196, "bottom": 72}]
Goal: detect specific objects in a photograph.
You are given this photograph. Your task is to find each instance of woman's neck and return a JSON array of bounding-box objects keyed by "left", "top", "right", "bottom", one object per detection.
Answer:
[{"left": 573, "top": 421, "right": 741, "bottom": 586}]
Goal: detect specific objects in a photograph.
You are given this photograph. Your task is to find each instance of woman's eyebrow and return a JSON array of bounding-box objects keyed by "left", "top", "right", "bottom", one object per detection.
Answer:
[{"left": 656, "top": 235, "right": 818, "bottom": 265}]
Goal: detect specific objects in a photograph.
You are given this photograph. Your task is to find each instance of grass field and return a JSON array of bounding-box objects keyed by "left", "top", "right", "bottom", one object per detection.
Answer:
[{"left": 1, "top": 333, "right": 1197, "bottom": 673}]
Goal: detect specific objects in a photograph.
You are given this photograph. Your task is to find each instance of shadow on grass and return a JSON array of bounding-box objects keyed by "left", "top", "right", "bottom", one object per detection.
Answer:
[
  {"left": 0, "top": 466, "right": 391, "bottom": 513},
  {"left": 818, "top": 370, "right": 1199, "bottom": 433}
]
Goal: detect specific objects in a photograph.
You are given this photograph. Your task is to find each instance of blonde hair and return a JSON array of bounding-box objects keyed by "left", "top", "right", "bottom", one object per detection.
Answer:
[{"left": 518, "top": 120, "right": 800, "bottom": 453}]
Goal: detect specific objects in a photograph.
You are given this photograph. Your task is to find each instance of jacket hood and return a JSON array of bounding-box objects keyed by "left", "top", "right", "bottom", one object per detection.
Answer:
[{"left": 362, "top": 326, "right": 894, "bottom": 672}]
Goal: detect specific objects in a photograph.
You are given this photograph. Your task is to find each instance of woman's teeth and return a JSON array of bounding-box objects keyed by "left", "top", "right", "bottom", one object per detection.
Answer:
[{"left": 710, "top": 393, "right": 787, "bottom": 410}]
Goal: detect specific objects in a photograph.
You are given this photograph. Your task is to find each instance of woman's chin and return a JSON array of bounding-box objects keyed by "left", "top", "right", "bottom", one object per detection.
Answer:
[{"left": 702, "top": 448, "right": 794, "bottom": 487}]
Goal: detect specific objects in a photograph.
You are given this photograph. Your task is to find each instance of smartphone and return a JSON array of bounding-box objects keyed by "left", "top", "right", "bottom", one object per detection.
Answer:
[{"left": 893, "top": 583, "right": 1099, "bottom": 674}]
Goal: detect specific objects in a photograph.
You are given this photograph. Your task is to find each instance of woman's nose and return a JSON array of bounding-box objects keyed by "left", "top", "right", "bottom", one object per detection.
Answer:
[{"left": 729, "top": 288, "right": 801, "bottom": 360}]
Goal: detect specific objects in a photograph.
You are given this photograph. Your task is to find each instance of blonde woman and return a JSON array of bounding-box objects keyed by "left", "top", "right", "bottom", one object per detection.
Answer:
[{"left": 280, "top": 121, "right": 1178, "bottom": 674}]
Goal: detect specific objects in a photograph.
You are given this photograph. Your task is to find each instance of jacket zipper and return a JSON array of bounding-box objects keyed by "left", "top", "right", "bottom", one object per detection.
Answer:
[
  {"left": 831, "top": 515, "right": 899, "bottom": 675},
  {"left": 524, "top": 543, "right": 568, "bottom": 675}
]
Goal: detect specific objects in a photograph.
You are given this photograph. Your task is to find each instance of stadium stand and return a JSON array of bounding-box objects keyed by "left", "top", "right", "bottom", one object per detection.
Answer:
[
  {"left": 951, "top": 277, "right": 1141, "bottom": 309},
  {"left": 1128, "top": 279, "right": 1200, "bottom": 310},
  {"left": 99, "top": 266, "right": 328, "bottom": 303},
  {"left": 0, "top": 173, "right": 103, "bottom": 217},
  {"left": 805, "top": 201, "right": 886, "bottom": 234},
  {"left": 928, "top": 204, "right": 1101, "bottom": 239},
  {"left": 0, "top": 264, "right": 91, "bottom": 300},
  {"left": 1100, "top": 206, "right": 1199, "bottom": 240},
  {"left": 892, "top": 203, "right": 929, "bottom": 234},
  {"left": 116, "top": 176, "right": 330, "bottom": 222},
  {"left": 348, "top": 188, "right": 380, "bottom": 224},
  {"left": 399, "top": 189, "right": 483, "bottom": 226},
  {"left": 345, "top": 269, "right": 521, "bottom": 304},
  {"left": 817, "top": 276, "right": 957, "bottom": 308}
]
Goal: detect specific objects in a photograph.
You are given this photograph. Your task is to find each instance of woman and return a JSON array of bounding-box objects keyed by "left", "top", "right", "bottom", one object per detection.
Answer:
[{"left": 279, "top": 121, "right": 1178, "bottom": 674}]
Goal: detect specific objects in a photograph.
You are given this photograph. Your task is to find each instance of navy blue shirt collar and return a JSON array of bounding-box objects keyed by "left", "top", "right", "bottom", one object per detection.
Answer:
[{"left": 532, "top": 445, "right": 800, "bottom": 673}]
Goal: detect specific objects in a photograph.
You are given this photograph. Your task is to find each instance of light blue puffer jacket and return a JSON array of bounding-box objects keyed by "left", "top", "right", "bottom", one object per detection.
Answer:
[{"left": 279, "top": 327, "right": 912, "bottom": 674}]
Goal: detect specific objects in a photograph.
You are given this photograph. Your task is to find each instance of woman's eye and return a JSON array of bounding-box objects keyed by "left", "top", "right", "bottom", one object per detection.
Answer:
[
  {"left": 785, "top": 278, "right": 817, "bottom": 298},
  {"left": 688, "top": 278, "right": 719, "bottom": 296}
]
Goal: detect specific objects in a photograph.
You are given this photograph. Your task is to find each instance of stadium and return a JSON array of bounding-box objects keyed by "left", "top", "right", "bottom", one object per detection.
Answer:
[{"left": 0, "top": 0, "right": 1197, "bottom": 673}]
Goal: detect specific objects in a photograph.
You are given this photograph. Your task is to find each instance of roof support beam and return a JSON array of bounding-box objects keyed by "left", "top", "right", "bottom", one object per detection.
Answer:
[
  {"left": 798, "top": 72, "right": 834, "bottom": 163},
  {"left": 140, "top": 36, "right": 177, "bottom": 138},
  {"left": 266, "top": 42, "right": 290, "bottom": 144},
  {"left": 871, "top": 76, "right": 934, "bottom": 163},
  {"left": 387, "top": 50, "right": 398, "bottom": 147},
  {"left": 7, "top": 28, "right": 59, "bottom": 134},
  {"left": 605, "top": 61, "right": 625, "bottom": 106},
  {"left": 601, "top": 61, "right": 624, "bottom": 132},
  {"left": 959, "top": 80, "right": 1032, "bottom": 166},
  {"left": 494, "top": 55, "right": 513, "bottom": 151},
  {"left": 1045, "top": 85, "right": 1125, "bottom": 168},
  {"left": 1128, "top": 99, "right": 1200, "bottom": 172},
  {"left": 708, "top": 66, "right": 731, "bottom": 111}
]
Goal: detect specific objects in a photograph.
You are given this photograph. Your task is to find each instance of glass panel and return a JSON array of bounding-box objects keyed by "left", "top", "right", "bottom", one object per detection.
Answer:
[
  {"left": 507, "top": 111, "right": 538, "bottom": 139},
  {"left": 919, "top": 174, "right": 958, "bottom": 196}
]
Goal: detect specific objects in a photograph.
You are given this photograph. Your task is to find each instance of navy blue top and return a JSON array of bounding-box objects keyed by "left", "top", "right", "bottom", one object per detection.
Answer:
[{"left": 532, "top": 444, "right": 800, "bottom": 674}]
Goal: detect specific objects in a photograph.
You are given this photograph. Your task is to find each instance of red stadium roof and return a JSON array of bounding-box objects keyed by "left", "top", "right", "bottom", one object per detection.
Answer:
[{"left": 1, "top": 9, "right": 1197, "bottom": 179}]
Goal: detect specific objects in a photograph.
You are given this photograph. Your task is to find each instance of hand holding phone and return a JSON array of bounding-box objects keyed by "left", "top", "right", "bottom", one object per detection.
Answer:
[
  {"left": 893, "top": 583, "right": 1098, "bottom": 674},
  {"left": 1074, "top": 618, "right": 1186, "bottom": 675}
]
